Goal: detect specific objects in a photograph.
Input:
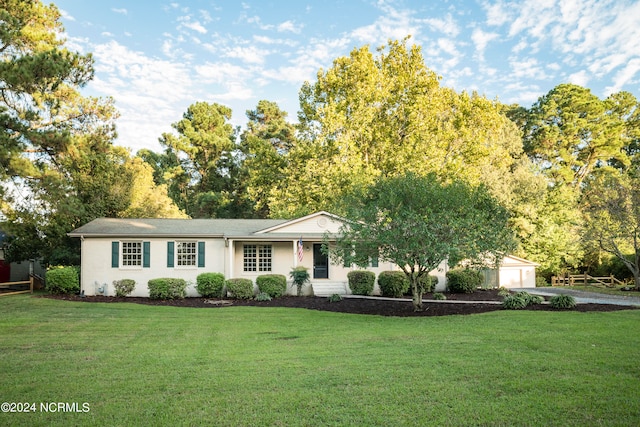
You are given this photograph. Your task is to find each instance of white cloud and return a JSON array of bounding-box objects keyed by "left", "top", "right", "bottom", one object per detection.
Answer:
[
  {"left": 111, "top": 8, "right": 128, "bottom": 15},
  {"left": 178, "top": 16, "right": 208, "bottom": 34},
  {"left": 224, "top": 45, "right": 270, "bottom": 64},
  {"left": 568, "top": 70, "right": 590, "bottom": 87},
  {"left": 277, "top": 20, "right": 303, "bottom": 34},
  {"left": 423, "top": 14, "right": 459, "bottom": 37},
  {"left": 59, "top": 9, "right": 75, "bottom": 22},
  {"left": 471, "top": 28, "right": 499, "bottom": 59}
]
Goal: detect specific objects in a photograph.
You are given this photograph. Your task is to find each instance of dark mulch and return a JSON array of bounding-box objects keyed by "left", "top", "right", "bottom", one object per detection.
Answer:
[{"left": 42, "top": 289, "right": 638, "bottom": 317}]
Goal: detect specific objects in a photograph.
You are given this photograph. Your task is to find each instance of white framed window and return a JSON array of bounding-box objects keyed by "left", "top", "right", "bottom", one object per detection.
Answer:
[
  {"left": 122, "top": 241, "right": 142, "bottom": 267},
  {"left": 176, "top": 241, "right": 197, "bottom": 267},
  {"left": 243, "top": 244, "right": 272, "bottom": 272}
]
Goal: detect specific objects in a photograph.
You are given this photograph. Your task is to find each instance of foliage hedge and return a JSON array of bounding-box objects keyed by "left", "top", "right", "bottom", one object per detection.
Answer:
[
  {"left": 45, "top": 266, "right": 80, "bottom": 295},
  {"left": 378, "top": 271, "right": 409, "bottom": 297},
  {"left": 446, "top": 269, "right": 482, "bottom": 293},
  {"left": 256, "top": 274, "right": 287, "bottom": 298},
  {"left": 113, "top": 279, "right": 136, "bottom": 297},
  {"left": 225, "top": 278, "right": 254, "bottom": 299},
  {"left": 147, "top": 278, "right": 187, "bottom": 299},
  {"left": 196, "top": 272, "right": 225, "bottom": 298},
  {"left": 347, "top": 270, "right": 375, "bottom": 295}
]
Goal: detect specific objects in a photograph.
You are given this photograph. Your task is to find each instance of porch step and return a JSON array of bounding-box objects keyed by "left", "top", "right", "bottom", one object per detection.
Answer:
[{"left": 312, "top": 281, "right": 349, "bottom": 296}]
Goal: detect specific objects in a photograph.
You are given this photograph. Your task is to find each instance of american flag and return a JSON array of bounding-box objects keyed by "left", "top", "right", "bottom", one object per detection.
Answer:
[{"left": 297, "top": 238, "right": 304, "bottom": 262}]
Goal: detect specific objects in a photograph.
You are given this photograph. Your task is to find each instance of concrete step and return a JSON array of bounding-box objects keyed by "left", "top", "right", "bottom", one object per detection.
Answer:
[{"left": 312, "top": 281, "right": 349, "bottom": 296}]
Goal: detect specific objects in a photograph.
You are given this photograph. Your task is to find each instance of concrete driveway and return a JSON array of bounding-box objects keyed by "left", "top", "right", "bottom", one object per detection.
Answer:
[{"left": 518, "top": 287, "right": 640, "bottom": 307}]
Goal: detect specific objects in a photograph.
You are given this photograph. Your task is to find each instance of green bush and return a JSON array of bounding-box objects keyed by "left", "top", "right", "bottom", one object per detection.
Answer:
[
  {"left": 255, "top": 292, "right": 272, "bottom": 301},
  {"left": 196, "top": 272, "right": 225, "bottom": 298},
  {"left": 256, "top": 274, "right": 287, "bottom": 298},
  {"left": 535, "top": 276, "right": 550, "bottom": 287},
  {"left": 432, "top": 292, "right": 446, "bottom": 300},
  {"left": 113, "top": 279, "right": 136, "bottom": 297},
  {"left": 328, "top": 293, "right": 343, "bottom": 302},
  {"left": 347, "top": 270, "right": 375, "bottom": 296},
  {"left": 502, "top": 292, "right": 544, "bottom": 310},
  {"left": 147, "top": 278, "right": 187, "bottom": 300},
  {"left": 420, "top": 275, "right": 438, "bottom": 293},
  {"left": 446, "top": 269, "right": 482, "bottom": 293},
  {"left": 45, "top": 266, "right": 80, "bottom": 295},
  {"left": 498, "top": 286, "right": 511, "bottom": 297},
  {"left": 225, "top": 278, "right": 254, "bottom": 299},
  {"left": 290, "top": 266, "right": 310, "bottom": 296},
  {"left": 549, "top": 294, "right": 576, "bottom": 309},
  {"left": 502, "top": 294, "right": 529, "bottom": 310},
  {"left": 378, "top": 271, "right": 409, "bottom": 297}
]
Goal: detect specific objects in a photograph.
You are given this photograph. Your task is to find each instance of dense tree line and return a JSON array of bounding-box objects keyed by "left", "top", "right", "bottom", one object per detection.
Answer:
[{"left": 1, "top": 3, "right": 639, "bottom": 286}]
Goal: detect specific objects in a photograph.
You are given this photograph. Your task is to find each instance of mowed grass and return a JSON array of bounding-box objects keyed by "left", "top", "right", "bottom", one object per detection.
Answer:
[{"left": 1, "top": 295, "right": 639, "bottom": 426}]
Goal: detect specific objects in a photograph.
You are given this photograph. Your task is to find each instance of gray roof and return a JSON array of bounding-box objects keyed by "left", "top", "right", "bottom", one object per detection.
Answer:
[{"left": 68, "top": 218, "right": 289, "bottom": 239}]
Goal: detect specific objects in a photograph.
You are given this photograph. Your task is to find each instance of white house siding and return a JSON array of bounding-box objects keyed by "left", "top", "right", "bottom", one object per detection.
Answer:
[{"left": 80, "top": 237, "right": 226, "bottom": 297}]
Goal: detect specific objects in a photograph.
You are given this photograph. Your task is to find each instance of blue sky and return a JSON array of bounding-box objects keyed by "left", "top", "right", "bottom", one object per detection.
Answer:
[{"left": 54, "top": 0, "right": 640, "bottom": 154}]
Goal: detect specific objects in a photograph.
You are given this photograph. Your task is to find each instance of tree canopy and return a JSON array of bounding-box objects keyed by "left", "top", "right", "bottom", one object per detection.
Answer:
[{"left": 332, "top": 173, "right": 515, "bottom": 310}]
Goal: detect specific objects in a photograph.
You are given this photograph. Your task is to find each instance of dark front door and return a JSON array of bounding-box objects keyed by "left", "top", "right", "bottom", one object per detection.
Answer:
[{"left": 313, "top": 244, "right": 328, "bottom": 279}]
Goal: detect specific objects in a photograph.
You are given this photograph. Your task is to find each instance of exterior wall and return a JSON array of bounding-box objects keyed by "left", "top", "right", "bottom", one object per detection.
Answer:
[
  {"left": 260, "top": 215, "right": 343, "bottom": 235},
  {"left": 80, "top": 237, "right": 226, "bottom": 297},
  {"left": 499, "top": 266, "right": 536, "bottom": 288}
]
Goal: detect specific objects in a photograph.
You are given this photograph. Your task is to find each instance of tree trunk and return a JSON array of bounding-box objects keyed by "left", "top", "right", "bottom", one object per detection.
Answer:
[{"left": 411, "top": 278, "right": 423, "bottom": 311}]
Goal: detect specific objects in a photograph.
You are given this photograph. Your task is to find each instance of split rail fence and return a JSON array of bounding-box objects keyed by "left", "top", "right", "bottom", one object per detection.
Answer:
[
  {"left": 0, "top": 274, "right": 44, "bottom": 296},
  {"left": 551, "top": 274, "right": 624, "bottom": 288}
]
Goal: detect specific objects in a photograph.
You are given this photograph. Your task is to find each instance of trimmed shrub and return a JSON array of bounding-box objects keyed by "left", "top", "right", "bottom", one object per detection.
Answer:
[
  {"left": 378, "top": 271, "right": 409, "bottom": 297},
  {"left": 46, "top": 267, "right": 80, "bottom": 295},
  {"left": 347, "top": 270, "right": 375, "bottom": 296},
  {"left": 446, "top": 269, "right": 482, "bottom": 293},
  {"left": 196, "top": 272, "right": 225, "bottom": 298},
  {"left": 420, "top": 275, "right": 438, "bottom": 293},
  {"left": 549, "top": 294, "right": 576, "bottom": 309},
  {"left": 113, "top": 279, "right": 136, "bottom": 297},
  {"left": 255, "top": 292, "right": 272, "bottom": 301},
  {"left": 225, "top": 278, "right": 254, "bottom": 299},
  {"left": 147, "top": 278, "right": 187, "bottom": 300},
  {"left": 432, "top": 292, "right": 447, "bottom": 300},
  {"left": 256, "top": 274, "right": 287, "bottom": 298}
]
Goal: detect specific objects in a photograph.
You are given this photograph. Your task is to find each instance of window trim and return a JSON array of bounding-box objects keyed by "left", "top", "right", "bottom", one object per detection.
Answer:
[{"left": 121, "top": 240, "right": 143, "bottom": 269}]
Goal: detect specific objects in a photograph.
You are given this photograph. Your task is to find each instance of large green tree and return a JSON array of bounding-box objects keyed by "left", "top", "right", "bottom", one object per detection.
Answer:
[
  {"left": 0, "top": 1, "right": 184, "bottom": 264},
  {"left": 520, "top": 84, "right": 632, "bottom": 189},
  {"left": 0, "top": 0, "right": 103, "bottom": 187},
  {"left": 270, "top": 38, "right": 522, "bottom": 218},
  {"left": 332, "top": 173, "right": 515, "bottom": 311},
  {"left": 240, "top": 100, "right": 296, "bottom": 218},
  {"left": 156, "top": 101, "right": 252, "bottom": 218}
]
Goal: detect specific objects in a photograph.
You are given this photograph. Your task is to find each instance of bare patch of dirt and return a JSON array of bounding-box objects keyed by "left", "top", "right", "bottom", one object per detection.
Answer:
[{"left": 42, "top": 289, "right": 637, "bottom": 317}]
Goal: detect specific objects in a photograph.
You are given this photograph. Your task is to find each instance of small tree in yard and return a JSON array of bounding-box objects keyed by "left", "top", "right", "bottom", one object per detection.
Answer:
[
  {"left": 332, "top": 173, "right": 515, "bottom": 311},
  {"left": 584, "top": 169, "right": 640, "bottom": 290}
]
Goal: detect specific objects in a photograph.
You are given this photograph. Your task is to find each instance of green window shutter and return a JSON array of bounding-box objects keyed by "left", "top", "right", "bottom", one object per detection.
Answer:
[
  {"left": 371, "top": 257, "right": 379, "bottom": 268},
  {"left": 111, "top": 242, "right": 119, "bottom": 268},
  {"left": 143, "top": 241, "right": 150, "bottom": 268},
  {"left": 198, "top": 241, "right": 205, "bottom": 267},
  {"left": 167, "top": 242, "right": 174, "bottom": 268}
]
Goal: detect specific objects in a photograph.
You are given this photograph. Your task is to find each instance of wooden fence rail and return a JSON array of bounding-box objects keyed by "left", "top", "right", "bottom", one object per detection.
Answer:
[
  {"left": 0, "top": 274, "right": 43, "bottom": 296},
  {"left": 551, "top": 274, "right": 624, "bottom": 288}
]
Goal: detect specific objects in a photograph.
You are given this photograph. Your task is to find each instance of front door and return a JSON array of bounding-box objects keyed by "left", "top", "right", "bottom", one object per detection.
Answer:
[{"left": 313, "top": 244, "right": 328, "bottom": 279}]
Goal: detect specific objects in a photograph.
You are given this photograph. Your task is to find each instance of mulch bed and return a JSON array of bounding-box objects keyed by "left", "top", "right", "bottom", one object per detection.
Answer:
[{"left": 42, "top": 289, "right": 638, "bottom": 317}]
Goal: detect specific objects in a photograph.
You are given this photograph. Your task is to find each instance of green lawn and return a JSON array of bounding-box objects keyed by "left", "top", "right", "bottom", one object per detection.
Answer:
[
  {"left": 562, "top": 285, "right": 640, "bottom": 297},
  {"left": 1, "top": 295, "right": 639, "bottom": 426}
]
